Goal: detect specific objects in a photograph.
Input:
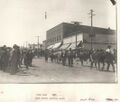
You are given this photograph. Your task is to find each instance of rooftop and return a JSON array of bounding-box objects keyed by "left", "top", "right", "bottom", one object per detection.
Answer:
[{"left": 62, "top": 22, "right": 115, "bottom": 35}]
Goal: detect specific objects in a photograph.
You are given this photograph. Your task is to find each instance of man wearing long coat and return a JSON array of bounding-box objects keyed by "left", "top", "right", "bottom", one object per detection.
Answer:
[
  {"left": 9, "top": 45, "right": 20, "bottom": 74},
  {"left": 67, "top": 48, "right": 74, "bottom": 67},
  {"left": 0, "top": 45, "right": 9, "bottom": 72},
  {"left": 105, "top": 45, "right": 115, "bottom": 72}
]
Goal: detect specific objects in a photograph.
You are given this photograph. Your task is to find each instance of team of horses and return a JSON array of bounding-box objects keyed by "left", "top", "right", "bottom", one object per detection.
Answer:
[{"left": 47, "top": 48, "right": 116, "bottom": 71}]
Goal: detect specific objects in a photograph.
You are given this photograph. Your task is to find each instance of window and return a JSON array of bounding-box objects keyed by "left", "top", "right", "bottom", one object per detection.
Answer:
[
  {"left": 57, "top": 36, "right": 58, "bottom": 41},
  {"left": 59, "top": 35, "right": 61, "bottom": 40}
]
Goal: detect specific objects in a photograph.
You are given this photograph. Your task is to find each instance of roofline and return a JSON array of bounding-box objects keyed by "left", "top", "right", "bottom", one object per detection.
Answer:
[
  {"left": 47, "top": 22, "right": 115, "bottom": 34},
  {"left": 61, "top": 22, "right": 115, "bottom": 31}
]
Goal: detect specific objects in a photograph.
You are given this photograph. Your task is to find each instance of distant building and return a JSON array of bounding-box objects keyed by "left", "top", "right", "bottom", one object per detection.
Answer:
[
  {"left": 46, "top": 22, "right": 116, "bottom": 50},
  {"left": 28, "top": 43, "right": 43, "bottom": 49},
  {"left": 42, "top": 40, "right": 47, "bottom": 50}
]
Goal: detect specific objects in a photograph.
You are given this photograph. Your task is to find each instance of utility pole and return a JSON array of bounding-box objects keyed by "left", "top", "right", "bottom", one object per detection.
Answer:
[
  {"left": 35, "top": 36, "right": 40, "bottom": 58},
  {"left": 109, "top": 0, "right": 117, "bottom": 82},
  {"left": 88, "top": 9, "right": 95, "bottom": 49},
  {"left": 26, "top": 41, "right": 28, "bottom": 48},
  {"left": 71, "top": 21, "right": 82, "bottom": 48},
  {"left": 35, "top": 36, "right": 40, "bottom": 50}
]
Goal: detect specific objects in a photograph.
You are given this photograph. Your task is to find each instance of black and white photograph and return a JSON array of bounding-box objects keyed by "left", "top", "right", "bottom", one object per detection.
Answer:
[{"left": 0, "top": 0, "right": 117, "bottom": 83}]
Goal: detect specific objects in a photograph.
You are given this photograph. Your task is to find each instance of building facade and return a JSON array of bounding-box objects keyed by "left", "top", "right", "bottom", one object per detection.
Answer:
[{"left": 46, "top": 22, "right": 116, "bottom": 50}]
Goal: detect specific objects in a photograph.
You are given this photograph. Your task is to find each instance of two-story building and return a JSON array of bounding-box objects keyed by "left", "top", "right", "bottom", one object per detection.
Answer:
[{"left": 46, "top": 22, "right": 116, "bottom": 50}]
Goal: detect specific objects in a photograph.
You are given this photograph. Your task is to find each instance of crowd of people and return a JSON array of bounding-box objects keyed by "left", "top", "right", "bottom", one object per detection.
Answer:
[
  {"left": 44, "top": 45, "right": 117, "bottom": 72},
  {"left": 0, "top": 44, "right": 117, "bottom": 75},
  {"left": 0, "top": 44, "right": 34, "bottom": 75}
]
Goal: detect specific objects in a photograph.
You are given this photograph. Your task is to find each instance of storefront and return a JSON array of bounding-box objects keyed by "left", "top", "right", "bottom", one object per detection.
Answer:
[
  {"left": 59, "top": 33, "right": 83, "bottom": 50},
  {"left": 52, "top": 42, "right": 62, "bottom": 49},
  {"left": 47, "top": 44, "right": 55, "bottom": 50}
]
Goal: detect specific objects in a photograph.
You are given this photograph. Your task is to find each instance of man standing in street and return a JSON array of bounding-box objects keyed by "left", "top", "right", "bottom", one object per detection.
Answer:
[
  {"left": 0, "top": 45, "right": 9, "bottom": 72},
  {"left": 44, "top": 49, "right": 49, "bottom": 62},
  {"left": 105, "top": 45, "right": 115, "bottom": 72},
  {"left": 9, "top": 44, "right": 20, "bottom": 74},
  {"left": 61, "top": 50, "right": 67, "bottom": 66},
  {"left": 67, "top": 48, "right": 74, "bottom": 67}
]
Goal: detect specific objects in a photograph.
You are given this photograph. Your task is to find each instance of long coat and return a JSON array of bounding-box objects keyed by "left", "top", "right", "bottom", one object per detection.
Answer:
[
  {"left": 0, "top": 49, "right": 9, "bottom": 71},
  {"left": 105, "top": 52, "right": 114, "bottom": 63},
  {"left": 9, "top": 49, "right": 19, "bottom": 74}
]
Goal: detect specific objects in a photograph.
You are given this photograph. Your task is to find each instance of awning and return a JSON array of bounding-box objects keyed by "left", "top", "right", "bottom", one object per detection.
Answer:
[
  {"left": 67, "top": 41, "right": 80, "bottom": 50},
  {"left": 67, "top": 43, "right": 76, "bottom": 50},
  {"left": 47, "top": 44, "right": 54, "bottom": 49},
  {"left": 77, "top": 41, "right": 83, "bottom": 48},
  {"left": 52, "top": 42, "right": 62, "bottom": 49},
  {"left": 59, "top": 43, "right": 71, "bottom": 50}
]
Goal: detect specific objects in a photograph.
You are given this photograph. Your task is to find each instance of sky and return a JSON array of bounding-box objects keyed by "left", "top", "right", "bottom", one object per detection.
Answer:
[{"left": 0, "top": 0, "right": 116, "bottom": 47}]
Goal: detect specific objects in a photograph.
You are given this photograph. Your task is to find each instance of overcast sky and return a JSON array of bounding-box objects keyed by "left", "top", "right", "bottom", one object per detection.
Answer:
[{"left": 0, "top": 0, "right": 116, "bottom": 47}]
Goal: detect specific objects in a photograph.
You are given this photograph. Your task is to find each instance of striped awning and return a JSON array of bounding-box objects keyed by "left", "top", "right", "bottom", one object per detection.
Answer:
[
  {"left": 59, "top": 43, "right": 71, "bottom": 50},
  {"left": 47, "top": 44, "right": 54, "bottom": 49},
  {"left": 52, "top": 42, "right": 62, "bottom": 49}
]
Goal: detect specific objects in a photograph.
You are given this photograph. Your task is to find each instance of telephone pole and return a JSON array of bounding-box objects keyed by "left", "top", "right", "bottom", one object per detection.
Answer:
[
  {"left": 35, "top": 36, "right": 40, "bottom": 50},
  {"left": 71, "top": 21, "right": 82, "bottom": 48},
  {"left": 88, "top": 9, "right": 95, "bottom": 49},
  {"left": 35, "top": 36, "right": 40, "bottom": 58},
  {"left": 26, "top": 41, "right": 28, "bottom": 48}
]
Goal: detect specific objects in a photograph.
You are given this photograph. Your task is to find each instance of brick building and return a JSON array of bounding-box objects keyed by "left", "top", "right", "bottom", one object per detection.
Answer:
[{"left": 46, "top": 22, "right": 116, "bottom": 50}]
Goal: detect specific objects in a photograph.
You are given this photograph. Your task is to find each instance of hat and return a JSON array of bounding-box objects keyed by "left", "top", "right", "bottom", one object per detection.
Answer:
[{"left": 13, "top": 44, "right": 18, "bottom": 49}]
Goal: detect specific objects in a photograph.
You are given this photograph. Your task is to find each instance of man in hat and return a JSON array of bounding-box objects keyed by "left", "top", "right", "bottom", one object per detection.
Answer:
[
  {"left": 44, "top": 49, "right": 49, "bottom": 62},
  {"left": 105, "top": 45, "right": 115, "bottom": 72},
  {"left": 9, "top": 44, "right": 20, "bottom": 74},
  {"left": 67, "top": 48, "right": 74, "bottom": 67},
  {"left": 0, "top": 45, "right": 9, "bottom": 72}
]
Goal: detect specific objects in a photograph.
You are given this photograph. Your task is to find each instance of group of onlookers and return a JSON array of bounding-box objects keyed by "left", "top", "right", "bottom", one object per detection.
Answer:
[
  {"left": 0, "top": 44, "right": 117, "bottom": 75},
  {"left": 0, "top": 45, "right": 34, "bottom": 75},
  {"left": 44, "top": 45, "right": 117, "bottom": 72}
]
